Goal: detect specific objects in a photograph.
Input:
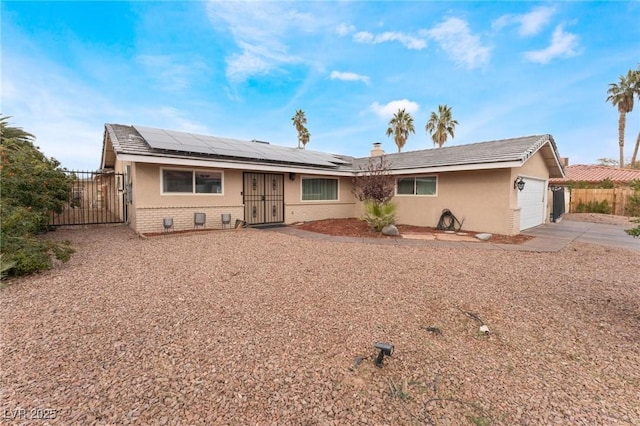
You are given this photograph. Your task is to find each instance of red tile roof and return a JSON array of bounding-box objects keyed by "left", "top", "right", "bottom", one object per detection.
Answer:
[{"left": 549, "top": 165, "right": 640, "bottom": 184}]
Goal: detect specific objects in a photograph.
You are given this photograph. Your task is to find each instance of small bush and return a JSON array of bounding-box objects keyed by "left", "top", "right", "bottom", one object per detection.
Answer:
[
  {"left": 576, "top": 200, "right": 612, "bottom": 214},
  {"left": 625, "top": 180, "right": 640, "bottom": 217},
  {"left": 625, "top": 193, "right": 640, "bottom": 217},
  {"left": 364, "top": 200, "right": 396, "bottom": 232},
  {"left": 352, "top": 157, "right": 395, "bottom": 204},
  {"left": 626, "top": 218, "right": 640, "bottom": 238},
  {"left": 1, "top": 236, "right": 75, "bottom": 276}
]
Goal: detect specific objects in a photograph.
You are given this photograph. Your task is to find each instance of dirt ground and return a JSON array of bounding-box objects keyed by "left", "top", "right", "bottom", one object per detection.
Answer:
[{"left": 1, "top": 215, "right": 639, "bottom": 424}]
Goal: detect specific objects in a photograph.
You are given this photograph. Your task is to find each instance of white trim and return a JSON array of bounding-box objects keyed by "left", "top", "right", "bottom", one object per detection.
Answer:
[
  {"left": 300, "top": 176, "right": 340, "bottom": 202},
  {"left": 395, "top": 175, "right": 438, "bottom": 197},
  {"left": 118, "top": 154, "right": 354, "bottom": 176},
  {"left": 160, "top": 167, "right": 225, "bottom": 195}
]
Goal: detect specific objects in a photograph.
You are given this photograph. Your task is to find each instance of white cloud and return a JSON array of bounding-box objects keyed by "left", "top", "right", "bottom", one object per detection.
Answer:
[
  {"left": 354, "top": 31, "right": 374, "bottom": 43},
  {"left": 492, "top": 6, "right": 556, "bottom": 36},
  {"left": 153, "top": 107, "right": 211, "bottom": 134},
  {"left": 519, "top": 6, "right": 556, "bottom": 36},
  {"left": 330, "top": 71, "right": 370, "bottom": 84},
  {"left": 353, "top": 30, "right": 426, "bottom": 50},
  {"left": 336, "top": 23, "right": 355, "bottom": 36},
  {"left": 426, "top": 18, "right": 490, "bottom": 69},
  {"left": 207, "top": 1, "right": 329, "bottom": 82},
  {"left": 136, "top": 54, "right": 207, "bottom": 91},
  {"left": 524, "top": 25, "right": 579, "bottom": 64},
  {"left": 370, "top": 99, "right": 420, "bottom": 119},
  {"left": 2, "top": 59, "right": 123, "bottom": 170}
]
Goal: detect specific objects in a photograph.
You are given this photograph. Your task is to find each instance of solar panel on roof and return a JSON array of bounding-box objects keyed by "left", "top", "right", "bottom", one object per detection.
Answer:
[{"left": 134, "top": 125, "right": 346, "bottom": 167}]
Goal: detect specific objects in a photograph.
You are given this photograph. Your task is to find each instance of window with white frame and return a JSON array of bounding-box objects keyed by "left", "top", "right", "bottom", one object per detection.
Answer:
[
  {"left": 162, "top": 169, "right": 222, "bottom": 194},
  {"left": 301, "top": 178, "right": 338, "bottom": 201},
  {"left": 396, "top": 176, "right": 437, "bottom": 195}
]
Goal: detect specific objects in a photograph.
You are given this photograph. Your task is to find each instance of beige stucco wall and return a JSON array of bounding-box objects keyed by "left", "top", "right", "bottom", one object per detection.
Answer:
[
  {"left": 129, "top": 163, "right": 244, "bottom": 233},
  {"left": 122, "top": 163, "right": 357, "bottom": 233},
  {"left": 391, "top": 150, "right": 552, "bottom": 235},
  {"left": 117, "top": 148, "right": 553, "bottom": 235},
  {"left": 284, "top": 175, "right": 357, "bottom": 223},
  {"left": 392, "top": 168, "right": 514, "bottom": 234}
]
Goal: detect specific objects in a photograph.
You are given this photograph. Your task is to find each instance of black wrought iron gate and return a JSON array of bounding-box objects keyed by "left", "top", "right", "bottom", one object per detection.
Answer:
[
  {"left": 49, "top": 171, "right": 127, "bottom": 226},
  {"left": 551, "top": 187, "right": 565, "bottom": 222},
  {"left": 243, "top": 172, "right": 284, "bottom": 225}
]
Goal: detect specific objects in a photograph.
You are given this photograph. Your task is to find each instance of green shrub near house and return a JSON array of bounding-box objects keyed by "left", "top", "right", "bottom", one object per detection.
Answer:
[
  {"left": 575, "top": 200, "right": 612, "bottom": 214},
  {"left": 1, "top": 116, "right": 75, "bottom": 277}
]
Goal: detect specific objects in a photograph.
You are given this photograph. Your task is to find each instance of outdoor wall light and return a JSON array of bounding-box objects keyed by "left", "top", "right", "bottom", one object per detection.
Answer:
[
  {"left": 374, "top": 342, "right": 394, "bottom": 368},
  {"left": 514, "top": 176, "right": 526, "bottom": 191}
]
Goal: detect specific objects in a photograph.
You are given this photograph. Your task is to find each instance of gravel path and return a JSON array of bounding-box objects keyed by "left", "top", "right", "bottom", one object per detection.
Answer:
[{"left": 1, "top": 225, "right": 639, "bottom": 425}]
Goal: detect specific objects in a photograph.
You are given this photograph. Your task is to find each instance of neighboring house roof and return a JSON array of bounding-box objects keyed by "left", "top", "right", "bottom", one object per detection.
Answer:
[
  {"left": 549, "top": 164, "right": 640, "bottom": 184},
  {"left": 101, "top": 124, "right": 564, "bottom": 178}
]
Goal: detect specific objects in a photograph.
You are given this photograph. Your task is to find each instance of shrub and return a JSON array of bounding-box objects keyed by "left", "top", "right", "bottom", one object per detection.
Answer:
[
  {"left": 352, "top": 157, "right": 395, "bottom": 204},
  {"left": 576, "top": 200, "right": 612, "bottom": 214},
  {"left": 1, "top": 116, "right": 75, "bottom": 277},
  {"left": 626, "top": 218, "right": 640, "bottom": 238},
  {"left": 364, "top": 200, "right": 397, "bottom": 232},
  {"left": 625, "top": 180, "right": 640, "bottom": 217}
]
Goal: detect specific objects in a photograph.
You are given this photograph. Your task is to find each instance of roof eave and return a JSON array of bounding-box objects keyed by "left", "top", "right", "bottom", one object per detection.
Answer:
[{"left": 115, "top": 153, "right": 356, "bottom": 176}]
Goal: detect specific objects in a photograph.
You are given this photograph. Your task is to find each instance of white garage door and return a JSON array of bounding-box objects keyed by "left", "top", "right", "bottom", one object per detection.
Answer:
[{"left": 519, "top": 178, "right": 546, "bottom": 231}]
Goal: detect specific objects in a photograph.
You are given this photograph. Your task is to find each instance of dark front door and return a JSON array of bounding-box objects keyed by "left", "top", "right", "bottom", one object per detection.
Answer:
[{"left": 243, "top": 172, "right": 284, "bottom": 225}]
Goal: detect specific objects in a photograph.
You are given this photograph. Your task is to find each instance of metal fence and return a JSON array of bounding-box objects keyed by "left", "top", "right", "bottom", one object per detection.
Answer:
[{"left": 49, "top": 171, "right": 126, "bottom": 226}]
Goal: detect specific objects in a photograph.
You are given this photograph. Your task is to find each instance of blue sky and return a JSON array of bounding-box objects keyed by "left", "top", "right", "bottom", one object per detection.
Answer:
[{"left": 2, "top": 1, "right": 639, "bottom": 170}]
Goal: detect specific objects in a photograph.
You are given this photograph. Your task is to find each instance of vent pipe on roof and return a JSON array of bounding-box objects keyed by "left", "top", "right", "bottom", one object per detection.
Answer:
[{"left": 371, "top": 142, "right": 385, "bottom": 157}]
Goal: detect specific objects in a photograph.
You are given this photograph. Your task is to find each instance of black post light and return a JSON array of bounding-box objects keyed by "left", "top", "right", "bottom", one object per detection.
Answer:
[{"left": 374, "top": 342, "right": 394, "bottom": 367}]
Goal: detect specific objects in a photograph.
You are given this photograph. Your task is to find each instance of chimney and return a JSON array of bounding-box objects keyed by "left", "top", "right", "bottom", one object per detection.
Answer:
[
  {"left": 561, "top": 157, "right": 569, "bottom": 166},
  {"left": 370, "top": 142, "right": 385, "bottom": 157}
]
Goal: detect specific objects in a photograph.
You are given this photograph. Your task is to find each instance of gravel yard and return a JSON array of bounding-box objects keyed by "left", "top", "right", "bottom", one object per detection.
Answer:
[{"left": 1, "top": 224, "right": 639, "bottom": 425}]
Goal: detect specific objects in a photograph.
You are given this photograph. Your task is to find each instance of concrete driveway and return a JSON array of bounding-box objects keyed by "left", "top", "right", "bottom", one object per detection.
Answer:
[{"left": 522, "top": 219, "right": 639, "bottom": 252}]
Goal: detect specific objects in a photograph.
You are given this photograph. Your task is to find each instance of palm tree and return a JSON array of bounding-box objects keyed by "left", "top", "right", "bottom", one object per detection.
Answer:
[
  {"left": 628, "top": 66, "right": 640, "bottom": 168},
  {"left": 607, "top": 70, "right": 636, "bottom": 168},
  {"left": 425, "top": 105, "right": 458, "bottom": 148},
  {"left": 0, "top": 116, "right": 35, "bottom": 143},
  {"left": 291, "top": 109, "right": 310, "bottom": 149},
  {"left": 386, "top": 109, "right": 415, "bottom": 153}
]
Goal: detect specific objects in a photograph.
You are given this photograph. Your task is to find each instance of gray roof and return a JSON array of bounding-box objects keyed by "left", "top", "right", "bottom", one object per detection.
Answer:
[
  {"left": 357, "top": 134, "right": 564, "bottom": 176},
  {"left": 102, "top": 124, "right": 564, "bottom": 177}
]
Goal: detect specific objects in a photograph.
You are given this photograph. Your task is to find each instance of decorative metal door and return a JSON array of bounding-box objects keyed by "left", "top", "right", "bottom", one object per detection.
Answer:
[{"left": 243, "top": 172, "right": 284, "bottom": 225}]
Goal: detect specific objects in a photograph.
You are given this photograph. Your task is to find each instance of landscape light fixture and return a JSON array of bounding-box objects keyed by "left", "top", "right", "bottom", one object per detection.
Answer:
[
  {"left": 374, "top": 342, "right": 394, "bottom": 368},
  {"left": 514, "top": 176, "right": 526, "bottom": 191}
]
